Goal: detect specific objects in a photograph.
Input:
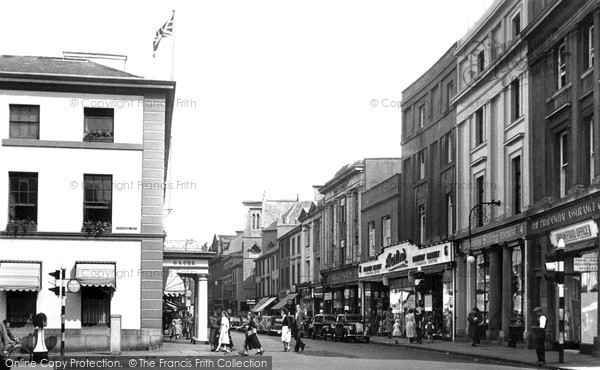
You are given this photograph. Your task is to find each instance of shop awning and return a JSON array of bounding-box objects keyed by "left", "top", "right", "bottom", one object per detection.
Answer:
[
  {"left": 0, "top": 262, "right": 41, "bottom": 291},
  {"left": 271, "top": 293, "right": 299, "bottom": 310},
  {"left": 251, "top": 297, "right": 277, "bottom": 312},
  {"left": 75, "top": 262, "right": 116, "bottom": 288},
  {"left": 164, "top": 270, "right": 185, "bottom": 297},
  {"left": 250, "top": 297, "right": 269, "bottom": 312}
]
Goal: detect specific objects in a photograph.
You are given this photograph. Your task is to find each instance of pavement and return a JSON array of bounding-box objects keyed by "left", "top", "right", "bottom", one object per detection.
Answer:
[
  {"left": 368, "top": 335, "right": 600, "bottom": 370},
  {"left": 18, "top": 333, "right": 599, "bottom": 370}
]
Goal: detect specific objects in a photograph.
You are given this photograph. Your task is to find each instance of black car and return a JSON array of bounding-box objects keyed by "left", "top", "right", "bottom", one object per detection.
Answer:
[
  {"left": 333, "top": 314, "right": 371, "bottom": 343},
  {"left": 307, "top": 314, "right": 337, "bottom": 340}
]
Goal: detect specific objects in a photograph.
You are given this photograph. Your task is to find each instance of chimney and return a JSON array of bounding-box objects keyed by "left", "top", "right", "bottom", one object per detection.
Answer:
[{"left": 63, "top": 51, "right": 127, "bottom": 72}]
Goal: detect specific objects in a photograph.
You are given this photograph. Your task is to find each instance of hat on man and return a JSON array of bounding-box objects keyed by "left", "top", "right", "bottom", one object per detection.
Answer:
[{"left": 533, "top": 307, "right": 542, "bottom": 312}]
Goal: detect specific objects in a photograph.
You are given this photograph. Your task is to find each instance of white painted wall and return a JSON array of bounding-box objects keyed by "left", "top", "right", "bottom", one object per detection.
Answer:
[
  {"left": 0, "top": 239, "right": 141, "bottom": 329},
  {"left": 0, "top": 91, "right": 144, "bottom": 144},
  {"left": 0, "top": 90, "right": 145, "bottom": 234}
]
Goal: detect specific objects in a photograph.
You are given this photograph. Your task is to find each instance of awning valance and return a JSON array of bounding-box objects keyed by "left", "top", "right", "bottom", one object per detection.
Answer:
[
  {"left": 0, "top": 261, "right": 41, "bottom": 291},
  {"left": 271, "top": 293, "right": 299, "bottom": 310},
  {"left": 164, "top": 270, "right": 185, "bottom": 297},
  {"left": 75, "top": 262, "right": 116, "bottom": 288},
  {"left": 251, "top": 297, "right": 277, "bottom": 312}
]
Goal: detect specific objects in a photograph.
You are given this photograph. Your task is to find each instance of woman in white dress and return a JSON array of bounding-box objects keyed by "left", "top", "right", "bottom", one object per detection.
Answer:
[
  {"left": 405, "top": 308, "right": 416, "bottom": 343},
  {"left": 280, "top": 308, "right": 292, "bottom": 351},
  {"left": 215, "top": 311, "right": 231, "bottom": 353}
]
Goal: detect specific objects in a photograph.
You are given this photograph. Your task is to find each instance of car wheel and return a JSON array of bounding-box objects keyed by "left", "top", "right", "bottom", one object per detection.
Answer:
[
  {"left": 366, "top": 337, "right": 371, "bottom": 344},
  {"left": 311, "top": 331, "right": 316, "bottom": 340},
  {"left": 343, "top": 333, "right": 348, "bottom": 343}
]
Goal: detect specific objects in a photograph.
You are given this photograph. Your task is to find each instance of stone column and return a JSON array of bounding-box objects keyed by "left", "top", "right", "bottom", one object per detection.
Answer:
[
  {"left": 194, "top": 275, "right": 209, "bottom": 342},
  {"left": 593, "top": 10, "right": 600, "bottom": 183},
  {"left": 568, "top": 28, "right": 582, "bottom": 190},
  {"left": 488, "top": 246, "right": 502, "bottom": 340}
]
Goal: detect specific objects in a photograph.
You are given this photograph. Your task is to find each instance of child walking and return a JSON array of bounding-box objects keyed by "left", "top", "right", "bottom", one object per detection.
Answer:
[
  {"left": 424, "top": 318, "right": 435, "bottom": 344},
  {"left": 392, "top": 319, "right": 402, "bottom": 344}
]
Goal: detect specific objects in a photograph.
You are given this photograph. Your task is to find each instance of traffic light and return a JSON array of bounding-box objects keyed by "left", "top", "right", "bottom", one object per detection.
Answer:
[
  {"left": 414, "top": 271, "right": 425, "bottom": 292},
  {"left": 544, "top": 253, "right": 564, "bottom": 284},
  {"left": 48, "top": 270, "right": 61, "bottom": 296}
]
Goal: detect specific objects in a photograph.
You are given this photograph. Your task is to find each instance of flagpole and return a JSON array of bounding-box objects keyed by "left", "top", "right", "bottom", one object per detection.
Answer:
[{"left": 171, "top": 9, "right": 175, "bottom": 81}]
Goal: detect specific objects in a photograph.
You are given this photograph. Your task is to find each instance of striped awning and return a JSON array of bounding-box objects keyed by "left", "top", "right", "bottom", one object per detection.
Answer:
[
  {"left": 251, "top": 297, "right": 277, "bottom": 312},
  {"left": 271, "top": 293, "right": 298, "bottom": 310},
  {"left": 164, "top": 271, "right": 185, "bottom": 297},
  {"left": 0, "top": 262, "right": 41, "bottom": 291},
  {"left": 75, "top": 262, "right": 116, "bottom": 288}
]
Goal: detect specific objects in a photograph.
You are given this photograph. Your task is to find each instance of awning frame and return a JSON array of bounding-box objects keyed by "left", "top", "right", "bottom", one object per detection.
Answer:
[
  {"left": 0, "top": 260, "right": 42, "bottom": 292},
  {"left": 74, "top": 261, "right": 117, "bottom": 289},
  {"left": 251, "top": 297, "right": 277, "bottom": 312},
  {"left": 271, "top": 293, "right": 299, "bottom": 310}
]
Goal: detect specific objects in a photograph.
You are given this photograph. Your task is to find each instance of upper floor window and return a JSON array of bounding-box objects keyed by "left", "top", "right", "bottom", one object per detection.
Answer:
[
  {"left": 418, "top": 151, "right": 426, "bottom": 180},
  {"left": 475, "top": 108, "right": 484, "bottom": 146},
  {"left": 589, "top": 119, "right": 595, "bottom": 184},
  {"left": 512, "top": 156, "right": 522, "bottom": 215},
  {"left": 84, "top": 108, "right": 114, "bottom": 142},
  {"left": 559, "top": 131, "right": 569, "bottom": 197},
  {"left": 338, "top": 197, "right": 346, "bottom": 224},
  {"left": 83, "top": 174, "right": 112, "bottom": 226},
  {"left": 9, "top": 105, "right": 39, "bottom": 139},
  {"left": 511, "top": 77, "right": 522, "bottom": 122},
  {"left": 9, "top": 172, "right": 38, "bottom": 223},
  {"left": 477, "top": 50, "right": 485, "bottom": 74},
  {"left": 419, "top": 205, "right": 426, "bottom": 244},
  {"left": 512, "top": 13, "right": 521, "bottom": 38},
  {"left": 441, "top": 132, "right": 454, "bottom": 165},
  {"left": 368, "top": 221, "right": 376, "bottom": 257},
  {"left": 382, "top": 216, "right": 391, "bottom": 248},
  {"left": 419, "top": 105, "right": 425, "bottom": 128},
  {"left": 446, "top": 193, "right": 454, "bottom": 236},
  {"left": 446, "top": 81, "right": 454, "bottom": 109},
  {"left": 475, "top": 175, "right": 485, "bottom": 227},
  {"left": 557, "top": 41, "right": 567, "bottom": 89},
  {"left": 585, "top": 24, "right": 594, "bottom": 71}
]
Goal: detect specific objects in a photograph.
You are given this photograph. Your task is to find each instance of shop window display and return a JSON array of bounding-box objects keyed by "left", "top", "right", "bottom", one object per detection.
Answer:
[
  {"left": 580, "top": 251, "right": 598, "bottom": 345},
  {"left": 511, "top": 245, "right": 524, "bottom": 326},
  {"left": 476, "top": 253, "right": 490, "bottom": 324}
]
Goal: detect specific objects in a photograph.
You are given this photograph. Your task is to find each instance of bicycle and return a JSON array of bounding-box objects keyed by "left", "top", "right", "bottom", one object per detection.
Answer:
[{"left": 4, "top": 341, "right": 32, "bottom": 362}]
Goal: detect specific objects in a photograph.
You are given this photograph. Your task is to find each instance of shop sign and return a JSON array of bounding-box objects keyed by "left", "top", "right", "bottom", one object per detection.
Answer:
[
  {"left": 324, "top": 267, "right": 358, "bottom": 286},
  {"left": 574, "top": 257, "right": 598, "bottom": 272},
  {"left": 465, "top": 222, "right": 526, "bottom": 251},
  {"left": 359, "top": 242, "right": 453, "bottom": 278},
  {"left": 324, "top": 292, "right": 332, "bottom": 301},
  {"left": 246, "top": 299, "right": 256, "bottom": 305},
  {"left": 300, "top": 287, "right": 310, "bottom": 299},
  {"left": 313, "top": 286, "right": 323, "bottom": 298},
  {"left": 531, "top": 198, "right": 600, "bottom": 233},
  {"left": 550, "top": 221, "right": 599, "bottom": 247}
]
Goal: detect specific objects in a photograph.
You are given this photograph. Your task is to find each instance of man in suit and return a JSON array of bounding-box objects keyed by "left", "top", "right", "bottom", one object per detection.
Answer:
[
  {"left": 531, "top": 307, "right": 547, "bottom": 364},
  {"left": 293, "top": 304, "right": 305, "bottom": 352}
]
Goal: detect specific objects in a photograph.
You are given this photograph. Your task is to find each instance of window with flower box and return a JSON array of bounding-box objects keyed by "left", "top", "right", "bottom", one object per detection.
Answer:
[
  {"left": 84, "top": 108, "right": 114, "bottom": 142},
  {"left": 83, "top": 174, "right": 112, "bottom": 231}
]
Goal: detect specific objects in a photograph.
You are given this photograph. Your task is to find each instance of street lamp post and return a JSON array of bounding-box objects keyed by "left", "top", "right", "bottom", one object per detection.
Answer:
[
  {"left": 556, "top": 239, "right": 565, "bottom": 363},
  {"left": 466, "top": 200, "right": 501, "bottom": 335}
]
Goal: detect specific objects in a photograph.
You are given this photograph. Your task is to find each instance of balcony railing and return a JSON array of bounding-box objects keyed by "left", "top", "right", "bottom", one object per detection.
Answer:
[
  {"left": 546, "top": 84, "right": 571, "bottom": 114},
  {"left": 164, "top": 239, "right": 209, "bottom": 252}
]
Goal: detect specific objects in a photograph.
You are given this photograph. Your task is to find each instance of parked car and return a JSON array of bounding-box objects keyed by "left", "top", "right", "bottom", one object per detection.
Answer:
[
  {"left": 333, "top": 314, "right": 371, "bottom": 343},
  {"left": 229, "top": 317, "right": 243, "bottom": 331},
  {"left": 269, "top": 317, "right": 283, "bottom": 336},
  {"left": 307, "top": 314, "right": 337, "bottom": 340},
  {"left": 301, "top": 316, "right": 313, "bottom": 336},
  {"left": 259, "top": 316, "right": 274, "bottom": 334}
]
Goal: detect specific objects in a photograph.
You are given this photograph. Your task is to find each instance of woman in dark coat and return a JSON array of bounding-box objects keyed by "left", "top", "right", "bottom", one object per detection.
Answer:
[
  {"left": 239, "top": 313, "right": 265, "bottom": 356},
  {"left": 467, "top": 307, "right": 481, "bottom": 346}
]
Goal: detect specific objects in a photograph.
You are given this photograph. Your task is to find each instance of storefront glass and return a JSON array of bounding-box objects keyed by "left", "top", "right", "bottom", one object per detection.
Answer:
[
  {"left": 511, "top": 245, "right": 524, "bottom": 326},
  {"left": 580, "top": 251, "right": 598, "bottom": 345},
  {"left": 476, "top": 253, "right": 490, "bottom": 324}
]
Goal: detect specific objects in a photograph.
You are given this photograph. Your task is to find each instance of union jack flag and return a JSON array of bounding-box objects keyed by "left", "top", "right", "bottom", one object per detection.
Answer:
[{"left": 153, "top": 14, "right": 174, "bottom": 57}]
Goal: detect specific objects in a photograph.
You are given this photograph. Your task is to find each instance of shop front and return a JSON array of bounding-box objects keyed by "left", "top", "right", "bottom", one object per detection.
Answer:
[
  {"left": 529, "top": 196, "right": 600, "bottom": 355},
  {"left": 299, "top": 284, "right": 313, "bottom": 316},
  {"left": 456, "top": 221, "right": 527, "bottom": 343},
  {"left": 359, "top": 242, "right": 454, "bottom": 339},
  {"left": 311, "top": 284, "right": 324, "bottom": 315},
  {"left": 322, "top": 265, "right": 360, "bottom": 315}
]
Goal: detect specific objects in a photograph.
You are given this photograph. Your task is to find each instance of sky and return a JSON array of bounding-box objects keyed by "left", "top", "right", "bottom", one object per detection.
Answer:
[{"left": 1, "top": 0, "right": 490, "bottom": 244}]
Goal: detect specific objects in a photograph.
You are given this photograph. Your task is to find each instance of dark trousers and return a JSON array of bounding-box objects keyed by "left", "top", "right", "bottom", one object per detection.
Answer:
[
  {"left": 535, "top": 331, "right": 546, "bottom": 362},
  {"left": 416, "top": 327, "right": 422, "bottom": 344},
  {"left": 294, "top": 329, "right": 304, "bottom": 351}
]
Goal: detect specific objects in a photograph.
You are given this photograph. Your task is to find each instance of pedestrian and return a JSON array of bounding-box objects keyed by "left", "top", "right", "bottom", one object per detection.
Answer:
[
  {"left": 385, "top": 307, "right": 395, "bottom": 339},
  {"left": 172, "top": 315, "right": 182, "bottom": 340},
  {"left": 209, "top": 311, "right": 220, "bottom": 350},
  {"left": 1, "top": 318, "right": 13, "bottom": 370},
  {"left": 187, "top": 313, "right": 194, "bottom": 340},
  {"left": 531, "top": 307, "right": 547, "bottom": 364},
  {"left": 182, "top": 312, "right": 189, "bottom": 340},
  {"left": 293, "top": 304, "right": 306, "bottom": 352},
  {"left": 405, "top": 308, "right": 416, "bottom": 343},
  {"left": 215, "top": 311, "right": 231, "bottom": 353},
  {"left": 392, "top": 319, "right": 402, "bottom": 344},
  {"left": 424, "top": 317, "right": 435, "bottom": 343},
  {"left": 414, "top": 305, "right": 423, "bottom": 344},
  {"left": 280, "top": 308, "right": 293, "bottom": 351},
  {"left": 467, "top": 307, "right": 481, "bottom": 346},
  {"left": 239, "top": 313, "right": 265, "bottom": 356}
]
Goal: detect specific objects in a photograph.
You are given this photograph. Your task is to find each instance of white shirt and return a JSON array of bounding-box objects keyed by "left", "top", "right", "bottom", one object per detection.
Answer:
[{"left": 539, "top": 314, "right": 546, "bottom": 329}]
